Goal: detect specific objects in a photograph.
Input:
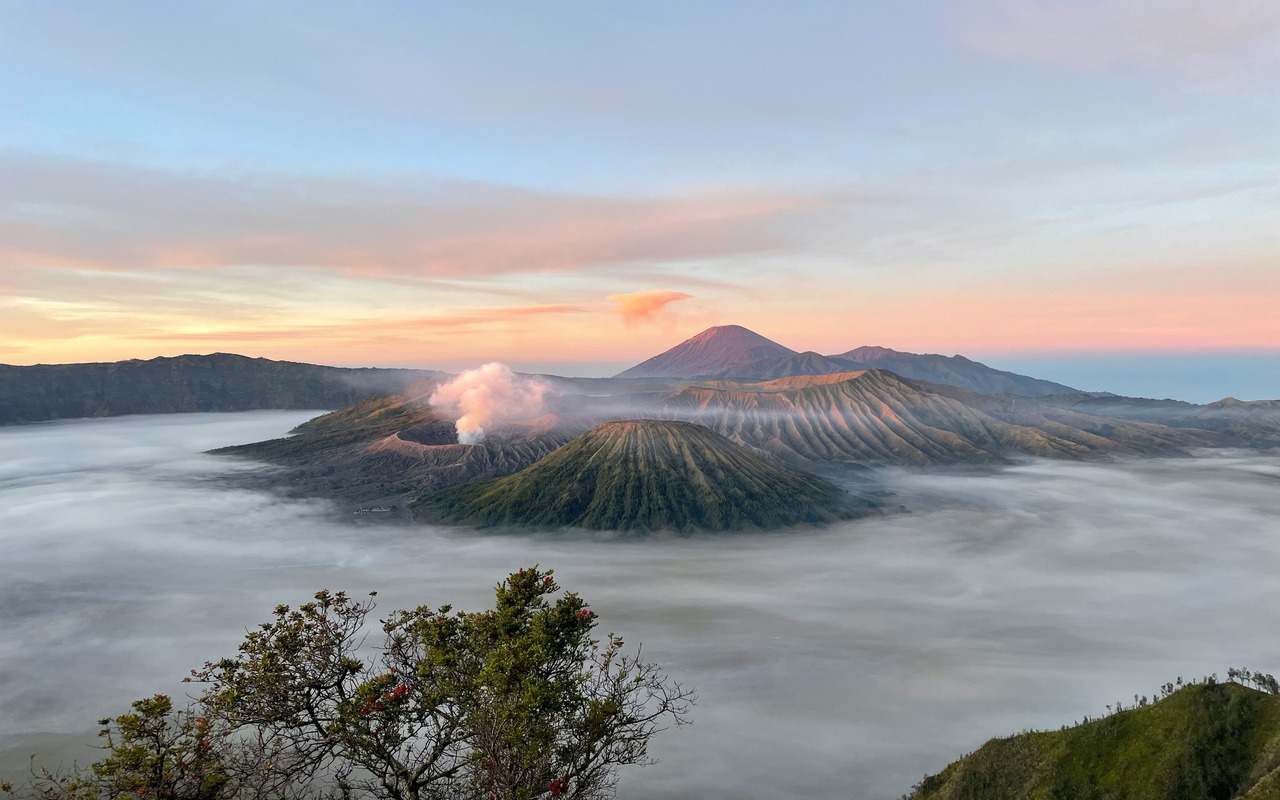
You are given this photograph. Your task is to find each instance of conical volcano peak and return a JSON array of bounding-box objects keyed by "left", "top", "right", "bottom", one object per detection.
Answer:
[
  {"left": 422, "top": 419, "right": 872, "bottom": 531},
  {"left": 615, "top": 324, "right": 795, "bottom": 379},
  {"left": 686, "top": 324, "right": 772, "bottom": 342}
]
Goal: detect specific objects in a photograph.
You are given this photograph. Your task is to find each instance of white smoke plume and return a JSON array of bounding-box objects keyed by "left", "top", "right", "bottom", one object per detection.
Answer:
[{"left": 429, "top": 363, "right": 551, "bottom": 444}]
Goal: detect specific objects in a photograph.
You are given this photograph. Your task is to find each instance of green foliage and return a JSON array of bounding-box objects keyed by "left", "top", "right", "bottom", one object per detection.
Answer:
[
  {"left": 2, "top": 695, "right": 229, "bottom": 800},
  {"left": 5, "top": 568, "right": 692, "bottom": 800},
  {"left": 908, "top": 677, "right": 1280, "bottom": 800},
  {"left": 91, "top": 695, "right": 228, "bottom": 800}
]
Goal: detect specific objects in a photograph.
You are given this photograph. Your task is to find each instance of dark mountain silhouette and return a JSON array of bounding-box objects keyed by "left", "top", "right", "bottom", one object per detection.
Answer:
[
  {"left": 0, "top": 354, "right": 437, "bottom": 424},
  {"left": 614, "top": 325, "right": 795, "bottom": 379},
  {"left": 422, "top": 420, "right": 872, "bottom": 531},
  {"left": 831, "top": 346, "right": 1077, "bottom": 396}
]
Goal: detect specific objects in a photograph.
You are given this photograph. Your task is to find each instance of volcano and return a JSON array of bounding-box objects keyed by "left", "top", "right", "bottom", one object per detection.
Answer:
[
  {"left": 422, "top": 420, "right": 872, "bottom": 531},
  {"left": 614, "top": 325, "right": 795, "bottom": 379}
]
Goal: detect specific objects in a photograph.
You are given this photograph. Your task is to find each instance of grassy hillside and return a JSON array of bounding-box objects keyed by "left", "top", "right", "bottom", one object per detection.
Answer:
[
  {"left": 910, "top": 681, "right": 1280, "bottom": 800},
  {"left": 423, "top": 419, "right": 875, "bottom": 532}
]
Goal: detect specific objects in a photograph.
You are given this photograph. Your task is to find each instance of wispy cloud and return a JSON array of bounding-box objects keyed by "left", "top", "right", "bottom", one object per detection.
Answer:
[
  {"left": 0, "top": 154, "right": 829, "bottom": 278},
  {"left": 962, "top": 0, "right": 1280, "bottom": 90},
  {"left": 130, "top": 304, "right": 590, "bottom": 342},
  {"left": 965, "top": 0, "right": 1280, "bottom": 91},
  {"left": 605, "top": 289, "right": 693, "bottom": 323}
]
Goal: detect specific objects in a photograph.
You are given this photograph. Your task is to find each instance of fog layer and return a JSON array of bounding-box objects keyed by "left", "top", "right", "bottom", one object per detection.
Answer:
[{"left": 2, "top": 413, "right": 1279, "bottom": 799}]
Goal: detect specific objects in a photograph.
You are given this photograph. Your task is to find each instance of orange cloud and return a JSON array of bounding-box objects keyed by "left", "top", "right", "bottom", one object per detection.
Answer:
[
  {"left": 131, "top": 303, "right": 589, "bottom": 342},
  {"left": 606, "top": 290, "right": 693, "bottom": 323}
]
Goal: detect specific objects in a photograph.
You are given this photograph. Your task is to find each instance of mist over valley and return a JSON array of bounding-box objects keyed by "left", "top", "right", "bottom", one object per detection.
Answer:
[{"left": 3, "top": 412, "right": 1278, "bottom": 798}]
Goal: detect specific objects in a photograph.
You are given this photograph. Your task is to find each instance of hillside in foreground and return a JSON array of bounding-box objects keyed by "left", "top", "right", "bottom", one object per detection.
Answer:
[
  {"left": 422, "top": 420, "right": 875, "bottom": 532},
  {"left": 909, "top": 680, "right": 1280, "bottom": 800}
]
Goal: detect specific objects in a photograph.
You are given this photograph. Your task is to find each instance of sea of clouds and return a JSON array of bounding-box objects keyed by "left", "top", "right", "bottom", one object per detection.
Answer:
[{"left": 2, "top": 412, "right": 1279, "bottom": 799}]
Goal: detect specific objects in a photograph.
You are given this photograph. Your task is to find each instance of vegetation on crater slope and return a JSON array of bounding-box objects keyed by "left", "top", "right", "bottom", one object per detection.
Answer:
[{"left": 422, "top": 419, "right": 874, "bottom": 532}]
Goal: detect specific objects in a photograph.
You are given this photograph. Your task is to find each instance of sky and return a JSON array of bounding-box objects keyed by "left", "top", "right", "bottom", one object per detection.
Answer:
[{"left": 1, "top": 1, "right": 1277, "bottom": 397}]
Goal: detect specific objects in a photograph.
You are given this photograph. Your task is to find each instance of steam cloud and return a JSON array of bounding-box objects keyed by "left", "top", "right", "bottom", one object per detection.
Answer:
[{"left": 429, "top": 362, "right": 551, "bottom": 444}]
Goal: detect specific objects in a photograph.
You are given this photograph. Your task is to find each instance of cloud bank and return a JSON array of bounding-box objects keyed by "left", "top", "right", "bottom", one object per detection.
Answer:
[{"left": 429, "top": 362, "right": 551, "bottom": 443}]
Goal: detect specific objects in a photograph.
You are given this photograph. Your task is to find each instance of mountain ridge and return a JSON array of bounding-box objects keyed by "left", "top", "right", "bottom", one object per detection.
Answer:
[
  {"left": 660, "top": 369, "right": 1200, "bottom": 465},
  {"left": 831, "top": 346, "right": 1077, "bottom": 396},
  {"left": 615, "top": 325, "right": 1077, "bottom": 396},
  {"left": 0, "top": 353, "right": 439, "bottom": 424}
]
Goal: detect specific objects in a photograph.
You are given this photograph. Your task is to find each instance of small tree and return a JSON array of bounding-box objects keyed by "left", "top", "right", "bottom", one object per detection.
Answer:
[
  {"left": 92, "top": 695, "right": 228, "bottom": 800},
  {"left": 3, "top": 695, "right": 230, "bottom": 800},
  {"left": 192, "top": 567, "right": 694, "bottom": 799}
]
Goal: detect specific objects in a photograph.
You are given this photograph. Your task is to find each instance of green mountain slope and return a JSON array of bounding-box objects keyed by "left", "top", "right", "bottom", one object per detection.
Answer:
[
  {"left": 422, "top": 420, "right": 873, "bottom": 531},
  {"left": 910, "top": 682, "right": 1280, "bottom": 800}
]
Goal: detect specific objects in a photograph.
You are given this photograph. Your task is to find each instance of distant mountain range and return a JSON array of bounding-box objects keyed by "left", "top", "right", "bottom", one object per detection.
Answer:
[
  {"left": 2, "top": 327, "right": 1082, "bottom": 427},
  {"left": 422, "top": 420, "right": 873, "bottom": 531},
  {"left": 614, "top": 325, "right": 1077, "bottom": 396},
  {"left": 7, "top": 327, "right": 1279, "bottom": 532},
  {"left": 0, "top": 354, "right": 437, "bottom": 425}
]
